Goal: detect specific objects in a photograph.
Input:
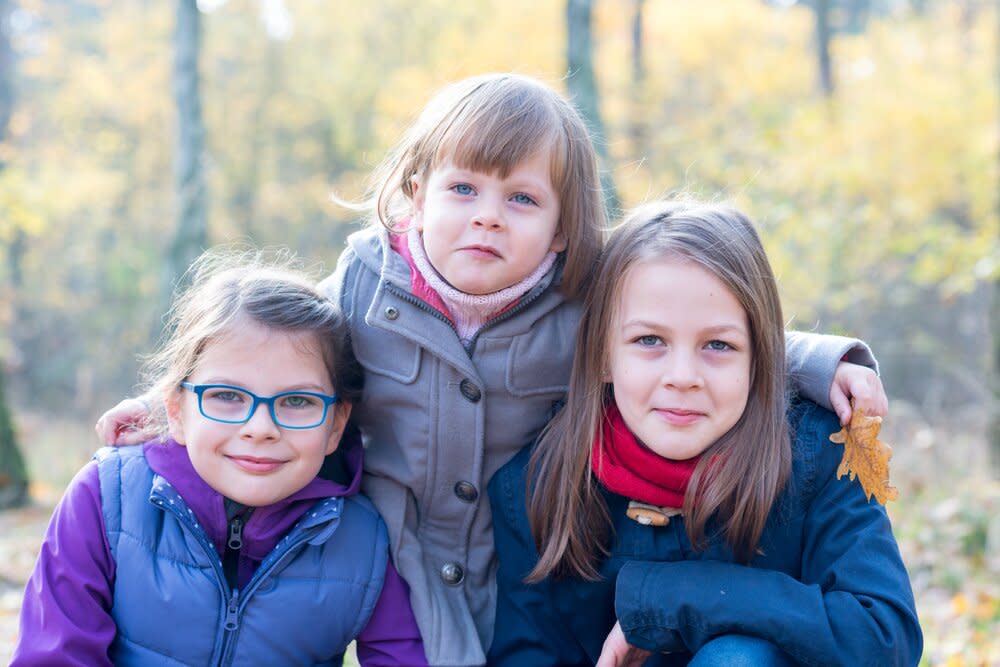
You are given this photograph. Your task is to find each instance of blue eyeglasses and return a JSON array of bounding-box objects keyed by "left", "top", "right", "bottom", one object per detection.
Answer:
[{"left": 180, "top": 382, "right": 338, "bottom": 430}]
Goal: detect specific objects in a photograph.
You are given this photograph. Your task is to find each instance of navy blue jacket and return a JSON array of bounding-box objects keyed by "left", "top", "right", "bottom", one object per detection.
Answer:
[{"left": 488, "top": 400, "right": 922, "bottom": 666}]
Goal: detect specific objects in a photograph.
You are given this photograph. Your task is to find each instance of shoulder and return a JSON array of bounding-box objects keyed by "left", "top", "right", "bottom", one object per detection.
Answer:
[
  {"left": 488, "top": 445, "right": 534, "bottom": 541},
  {"left": 343, "top": 492, "right": 384, "bottom": 524},
  {"left": 781, "top": 399, "right": 844, "bottom": 505},
  {"left": 489, "top": 444, "right": 533, "bottom": 508},
  {"left": 787, "top": 398, "right": 842, "bottom": 465}
]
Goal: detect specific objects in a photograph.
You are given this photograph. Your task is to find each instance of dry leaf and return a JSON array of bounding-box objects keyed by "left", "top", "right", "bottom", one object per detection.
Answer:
[{"left": 829, "top": 402, "right": 898, "bottom": 504}]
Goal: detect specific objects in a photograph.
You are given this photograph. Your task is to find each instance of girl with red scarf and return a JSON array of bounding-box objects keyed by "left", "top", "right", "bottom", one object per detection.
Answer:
[{"left": 488, "top": 201, "right": 922, "bottom": 666}]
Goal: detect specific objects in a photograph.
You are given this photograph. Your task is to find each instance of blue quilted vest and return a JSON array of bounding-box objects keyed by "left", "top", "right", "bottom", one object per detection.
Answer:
[{"left": 95, "top": 446, "right": 389, "bottom": 666}]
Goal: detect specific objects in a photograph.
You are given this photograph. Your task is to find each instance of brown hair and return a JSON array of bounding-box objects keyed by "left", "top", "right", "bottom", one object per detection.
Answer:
[
  {"left": 353, "top": 73, "right": 605, "bottom": 300},
  {"left": 139, "top": 246, "right": 363, "bottom": 436},
  {"left": 526, "top": 201, "right": 791, "bottom": 581}
]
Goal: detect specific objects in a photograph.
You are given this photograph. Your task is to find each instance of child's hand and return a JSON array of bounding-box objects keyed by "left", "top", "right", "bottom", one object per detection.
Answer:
[
  {"left": 830, "top": 363, "right": 888, "bottom": 425},
  {"left": 596, "top": 621, "right": 653, "bottom": 667},
  {"left": 94, "top": 397, "right": 155, "bottom": 446}
]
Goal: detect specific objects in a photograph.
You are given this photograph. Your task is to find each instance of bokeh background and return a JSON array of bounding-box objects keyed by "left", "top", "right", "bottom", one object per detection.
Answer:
[{"left": 0, "top": 0, "right": 998, "bottom": 664}]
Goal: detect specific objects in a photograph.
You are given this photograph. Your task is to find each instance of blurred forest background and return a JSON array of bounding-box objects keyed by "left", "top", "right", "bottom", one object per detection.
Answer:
[{"left": 0, "top": 0, "right": 997, "bottom": 664}]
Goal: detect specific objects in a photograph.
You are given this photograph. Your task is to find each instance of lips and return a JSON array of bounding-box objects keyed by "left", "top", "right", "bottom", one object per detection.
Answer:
[
  {"left": 655, "top": 408, "right": 705, "bottom": 427},
  {"left": 461, "top": 244, "right": 502, "bottom": 259},
  {"left": 227, "top": 455, "right": 286, "bottom": 474}
]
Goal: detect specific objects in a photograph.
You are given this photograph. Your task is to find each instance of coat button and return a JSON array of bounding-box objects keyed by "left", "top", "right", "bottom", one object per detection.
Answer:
[
  {"left": 440, "top": 562, "right": 465, "bottom": 586},
  {"left": 384, "top": 306, "right": 399, "bottom": 320},
  {"left": 459, "top": 379, "right": 481, "bottom": 402},
  {"left": 454, "top": 481, "right": 479, "bottom": 503}
]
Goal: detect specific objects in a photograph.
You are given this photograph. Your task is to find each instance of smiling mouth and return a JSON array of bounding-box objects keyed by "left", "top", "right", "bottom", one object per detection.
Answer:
[
  {"left": 655, "top": 409, "right": 705, "bottom": 426},
  {"left": 227, "top": 455, "right": 286, "bottom": 474}
]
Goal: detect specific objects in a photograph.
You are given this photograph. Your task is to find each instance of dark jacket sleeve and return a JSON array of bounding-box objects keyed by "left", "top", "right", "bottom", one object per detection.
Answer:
[
  {"left": 614, "top": 406, "right": 922, "bottom": 667},
  {"left": 487, "top": 448, "right": 592, "bottom": 667},
  {"left": 11, "top": 461, "right": 117, "bottom": 667}
]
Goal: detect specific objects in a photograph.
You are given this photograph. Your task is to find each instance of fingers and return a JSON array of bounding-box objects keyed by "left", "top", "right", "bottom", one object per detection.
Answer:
[
  {"left": 95, "top": 398, "right": 154, "bottom": 446},
  {"left": 829, "top": 388, "right": 852, "bottom": 425},
  {"left": 847, "top": 370, "right": 888, "bottom": 419}
]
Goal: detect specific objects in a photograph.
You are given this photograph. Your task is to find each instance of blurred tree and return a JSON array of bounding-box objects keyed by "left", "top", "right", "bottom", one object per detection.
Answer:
[
  {"left": 164, "top": 0, "right": 208, "bottom": 315},
  {"left": 627, "top": 0, "right": 646, "bottom": 156},
  {"left": 992, "top": 0, "right": 1000, "bottom": 475},
  {"left": 566, "top": 0, "right": 619, "bottom": 217},
  {"left": 0, "top": 0, "right": 29, "bottom": 508},
  {"left": 813, "top": 0, "right": 835, "bottom": 96}
]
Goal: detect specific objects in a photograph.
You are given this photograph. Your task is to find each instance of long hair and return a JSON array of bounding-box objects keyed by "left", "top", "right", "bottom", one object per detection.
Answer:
[
  {"left": 350, "top": 73, "right": 605, "bottom": 300},
  {"left": 527, "top": 201, "right": 791, "bottom": 581},
  {"left": 139, "top": 246, "right": 364, "bottom": 436}
]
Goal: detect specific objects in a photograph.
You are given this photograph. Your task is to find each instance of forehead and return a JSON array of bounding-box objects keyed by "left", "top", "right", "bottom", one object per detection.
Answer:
[
  {"left": 432, "top": 111, "right": 565, "bottom": 182},
  {"left": 615, "top": 256, "right": 746, "bottom": 324},
  {"left": 194, "top": 323, "right": 327, "bottom": 376}
]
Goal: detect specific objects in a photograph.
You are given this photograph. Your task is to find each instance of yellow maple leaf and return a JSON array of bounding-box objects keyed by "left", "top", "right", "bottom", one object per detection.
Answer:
[{"left": 829, "top": 402, "right": 899, "bottom": 504}]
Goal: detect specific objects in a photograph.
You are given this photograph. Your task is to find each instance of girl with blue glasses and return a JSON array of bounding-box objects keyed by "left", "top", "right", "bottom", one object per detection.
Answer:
[{"left": 13, "top": 249, "right": 427, "bottom": 666}]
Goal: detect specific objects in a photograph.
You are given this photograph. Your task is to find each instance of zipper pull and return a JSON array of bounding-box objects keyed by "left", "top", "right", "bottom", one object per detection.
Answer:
[
  {"left": 227, "top": 516, "right": 244, "bottom": 550},
  {"left": 224, "top": 590, "right": 240, "bottom": 631}
]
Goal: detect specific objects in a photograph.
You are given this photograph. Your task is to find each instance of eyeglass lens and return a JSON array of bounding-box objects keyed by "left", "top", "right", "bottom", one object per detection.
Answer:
[{"left": 199, "top": 386, "right": 327, "bottom": 428}]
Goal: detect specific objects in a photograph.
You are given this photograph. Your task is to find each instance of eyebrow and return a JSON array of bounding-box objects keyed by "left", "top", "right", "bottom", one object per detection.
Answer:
[
  {"left": 621, "top": 320, "right": 748, "bottom": 336},
  {"left": 199, "top": 379, "right": 332, "bottom": 393}
]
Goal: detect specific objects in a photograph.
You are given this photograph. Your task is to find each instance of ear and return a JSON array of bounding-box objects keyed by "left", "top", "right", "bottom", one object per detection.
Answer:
[
  {"left": 549, "top": 230, "right": 567, "bottom": 253},
  {"left": 410, "top": 174, "right": 425, "bottom": 229},
  {"left": 324, "top": 401, "right": 353, "bottom": 456},
  {"left": 164, "top": 391, "right": 187, "bottom": 446}
]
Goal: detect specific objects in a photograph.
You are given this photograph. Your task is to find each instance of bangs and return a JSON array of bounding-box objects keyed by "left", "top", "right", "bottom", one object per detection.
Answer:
[{"left": 432, "top": 95, "right": 568, "bottom": 185}]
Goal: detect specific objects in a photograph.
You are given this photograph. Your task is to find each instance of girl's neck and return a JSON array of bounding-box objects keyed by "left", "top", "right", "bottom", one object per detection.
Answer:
[{"left": 406, "top": 227, "right": 557, "bottom": 342}]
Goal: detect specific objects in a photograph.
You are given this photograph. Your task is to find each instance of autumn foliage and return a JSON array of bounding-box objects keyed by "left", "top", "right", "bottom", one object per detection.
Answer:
[{"left": 830, "top": 402, "right": 899, "bottom": 505}]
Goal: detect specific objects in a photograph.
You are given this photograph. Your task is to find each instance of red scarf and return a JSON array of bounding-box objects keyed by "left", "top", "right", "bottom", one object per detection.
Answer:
[{"left": 590, "top": 402, "right": 700, "bottom": 509}]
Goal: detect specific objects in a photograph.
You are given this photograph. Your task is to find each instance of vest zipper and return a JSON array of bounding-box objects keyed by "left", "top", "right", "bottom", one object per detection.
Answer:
[
  {"left": 222, "top": 513, "right": 247, "bottom": 592},
  {"left": 217, "top": 525, "right": 330, "bottom": 666},
  {"left": 152, "top": 491, "right": 339, "bottom": 666}
]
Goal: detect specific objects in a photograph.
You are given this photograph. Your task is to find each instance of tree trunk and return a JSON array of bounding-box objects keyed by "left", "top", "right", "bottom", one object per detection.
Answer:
[
  {"left": 991, "top": 0, "right": 1000, "bottom": 476},
  {"left": 164, "top": 0, "right": 208, "bottom": 316},
  {"left": 814, "top": 0, "right": 835, "bottom": 97},
  {"left": 628, "top": 0, "right": 646, "bottom": 158},
  {"left": 566, "top": 0, "right": 620, "bottom": 218},
  {"left": 0, "top": 0, "right": 29, "bottom": 508}
]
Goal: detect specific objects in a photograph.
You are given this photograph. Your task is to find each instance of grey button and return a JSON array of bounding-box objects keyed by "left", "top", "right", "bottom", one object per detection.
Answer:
[
  {"left": 454, "top": 481, "right": 479, "bottom": 503},
  {"left": 440, "top": 562, "right": 465, "bottom": 586},
  {"left": 384, "top": 306, "right": 399, "bottom": 320},
  {"left": 459, "top": 379, "right": 481, "bottom": 402}
]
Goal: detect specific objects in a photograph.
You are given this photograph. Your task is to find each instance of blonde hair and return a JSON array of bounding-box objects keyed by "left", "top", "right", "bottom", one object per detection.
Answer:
[
  {"left": 139, "top": 247, "right": 363, "bottom": 436},
  {"left": 358, "top": 73, "right": 605, "bottom": 300},
  {"left": 527, "top": 201, "right": 791, "bottom": 581}
]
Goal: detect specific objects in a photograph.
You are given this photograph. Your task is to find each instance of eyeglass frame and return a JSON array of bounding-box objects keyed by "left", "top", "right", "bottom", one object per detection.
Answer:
[{"left": 179, "top": 382, "right": 339, "bottom": 430}]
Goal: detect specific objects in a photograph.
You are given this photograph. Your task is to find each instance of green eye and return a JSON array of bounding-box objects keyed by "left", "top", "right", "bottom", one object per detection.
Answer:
[{"left": 282, "top": 394, "right": 318, "bottom": 409}]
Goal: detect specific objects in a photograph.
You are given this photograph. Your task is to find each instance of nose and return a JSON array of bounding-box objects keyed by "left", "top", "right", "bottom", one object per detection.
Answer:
[
  {"left": 661, "top": 350, "right": 704, "bottom": 390},
  {"left": 471, "top": 197, "right": 504, "bottom": 231},
  {"left": 240, "top": 401, "right": 280, "bottom": 440}
]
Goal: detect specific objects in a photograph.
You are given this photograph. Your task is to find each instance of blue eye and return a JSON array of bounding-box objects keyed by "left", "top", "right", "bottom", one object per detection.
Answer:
[
  {"left": 511, "top": 193, "right": 537, "bottom": 206},
  {"left": 452, "top": 183, "right": 474, "bottom": 196},
  {"left": 636, "top": 335, "right": 661, "bottom": 347},
  {"left": 706, "top": 340, "right": 732, "bottom": 351}
]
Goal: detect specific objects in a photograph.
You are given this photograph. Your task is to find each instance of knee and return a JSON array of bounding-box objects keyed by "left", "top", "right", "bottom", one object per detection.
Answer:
[{"left": 687, "top": 634, "right": 794, "bottom": 667}]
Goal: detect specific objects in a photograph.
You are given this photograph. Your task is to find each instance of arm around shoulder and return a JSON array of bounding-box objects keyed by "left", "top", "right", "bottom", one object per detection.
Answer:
[{"left": 784, "top": 330, "right": 879, "bottom": 409}]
